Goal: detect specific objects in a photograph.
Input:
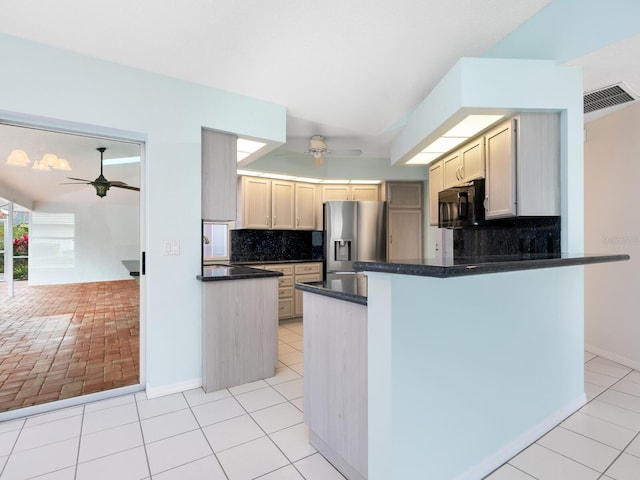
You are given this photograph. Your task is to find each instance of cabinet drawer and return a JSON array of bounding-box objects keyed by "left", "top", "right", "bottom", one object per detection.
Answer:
[
  {"left": 279, "top": 286, "right": 293, "bottom": 298},
  {"left": 267, "top": 264, "right": 294, "bottom": 276},
  {"left": 294, "top": 263, "right": 321, "bottom": 275},
  {"left": 295, "top": 273, "right": 322, "bottom": 284},
  {"left": 278, "top": 276, "right": 293, "bottom": 288},
  {"left": 278, "top": 299, "right": 294, "bottom": 318}
]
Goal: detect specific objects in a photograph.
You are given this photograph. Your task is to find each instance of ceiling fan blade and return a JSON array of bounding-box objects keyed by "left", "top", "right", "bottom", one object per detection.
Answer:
[
  {"left": 110, "top": 181, "right": 140, "bottom": 191},
  {"left": 66, "top": 176, "right": 93, "bottom": 182},
  {"left": 60, "top": 181, "right": 92, "bottom": 185},
  {"left": 327, "top": 149, "right": 363, "bottom": 156}
]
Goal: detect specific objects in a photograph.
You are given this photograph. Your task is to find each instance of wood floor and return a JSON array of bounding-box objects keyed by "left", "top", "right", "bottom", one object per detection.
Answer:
[{"left": 0, "top": 280, "right": 139, "bottom": 412}]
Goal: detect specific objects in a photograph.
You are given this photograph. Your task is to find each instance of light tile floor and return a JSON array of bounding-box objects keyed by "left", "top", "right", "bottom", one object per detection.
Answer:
[
  {"left": 0, "top": 321, "right": 639, "bottom": 479},
  {"left": 486, "top": 351, "right": 640, "bottom": 480}
]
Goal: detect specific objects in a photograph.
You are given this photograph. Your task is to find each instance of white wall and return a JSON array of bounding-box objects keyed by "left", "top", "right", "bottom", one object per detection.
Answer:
[
  {"left": 584, "top": 103, "right": 640, "bottom": 369},
  {"left": 28, "top": 200, "right": 139, "bottom": 286},
  {"left": 367, "top": 267, "right": 585, "bottom": 479},
  {"left": 0, "top": 34, "right": 286, "bottom": 395}
]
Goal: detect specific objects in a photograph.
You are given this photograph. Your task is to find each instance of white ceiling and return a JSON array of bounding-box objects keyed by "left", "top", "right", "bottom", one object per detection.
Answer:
[{"left": 0, "top": 0, "right": 639, "bottom": 205}]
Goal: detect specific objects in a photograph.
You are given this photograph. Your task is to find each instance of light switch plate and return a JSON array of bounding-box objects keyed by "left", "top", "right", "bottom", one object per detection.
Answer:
[{"left": 164, "top": 240, "right": 180, "bottom": 256}]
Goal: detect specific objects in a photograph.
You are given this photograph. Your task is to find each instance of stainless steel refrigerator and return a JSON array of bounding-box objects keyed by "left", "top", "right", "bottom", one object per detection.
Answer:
[{"left": 324, "top": 201, "right": 386, "bottom": 274}]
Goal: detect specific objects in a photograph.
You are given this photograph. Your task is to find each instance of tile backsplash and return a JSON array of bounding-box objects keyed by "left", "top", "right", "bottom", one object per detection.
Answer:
[
  {"left": 453, "top": 217, "right": 561, "bottom": 257},
  {"left": 230, "top": 229, "right": 324, "bottom": 263}
]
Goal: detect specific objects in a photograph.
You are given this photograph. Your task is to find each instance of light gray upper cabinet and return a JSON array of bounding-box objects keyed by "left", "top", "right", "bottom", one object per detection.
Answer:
[
  {"left": 295, "top": 182, "right": 316, "bottom": 230},
  {"left": 485, "top": 113, "right": 560, "bottom": 219},
  {"left": 202, "top": 129, "right": 237, "bottom": 221},
  {"left": 428, "top": 160, "right": 443, "bottom": 226},
  {"left": 443, "top": 137, "right": 485, "bottom": 189},
  {"left": 237, "top": 176, "right": 316, "bottom": 230}
]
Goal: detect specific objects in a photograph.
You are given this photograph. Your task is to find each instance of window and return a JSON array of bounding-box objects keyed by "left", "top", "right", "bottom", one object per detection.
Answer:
[{"left": 29, "top": 212, "right": 75, "bottom": 268}]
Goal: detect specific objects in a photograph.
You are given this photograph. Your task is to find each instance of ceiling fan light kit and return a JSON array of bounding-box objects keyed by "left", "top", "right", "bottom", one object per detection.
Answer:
[{"left": 309, "top": 135, "right": 327, "bottom": 165}]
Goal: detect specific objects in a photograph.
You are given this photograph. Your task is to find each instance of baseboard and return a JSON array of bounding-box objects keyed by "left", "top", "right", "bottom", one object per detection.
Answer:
[
  {"left": 454, "top": 394, "right": 587, "bottom": 480},
  {"left": 585, "top": 344, "right": 640, "bottom": 371},
  {"left": 145, "top": 378, "right": 202, "bottom": 399},
  {"left": 0, "top": 384, "right": 144, "bottom": 422}
]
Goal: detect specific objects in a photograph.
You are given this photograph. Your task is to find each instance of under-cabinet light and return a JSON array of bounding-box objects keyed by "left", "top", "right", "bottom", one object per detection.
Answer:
[
  {"left": 260, "top": 172, "right": 296, "bottom": 180},
  {"left": 237, "top": 169, "right": 263, "bottom": 177},
  {"left": 320, "top": 179, "right": 350, "bottom": 184},
  {"left": 294, "top": 176, "right": 323, "bottom": 183}
]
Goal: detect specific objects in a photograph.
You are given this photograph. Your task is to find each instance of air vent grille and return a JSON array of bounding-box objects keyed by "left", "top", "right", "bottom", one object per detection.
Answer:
[{"left": 584, "top": 84, "right": 636, "bottom": 114}]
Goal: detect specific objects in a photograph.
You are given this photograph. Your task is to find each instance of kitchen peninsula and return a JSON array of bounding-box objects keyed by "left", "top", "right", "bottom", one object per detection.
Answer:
[
  {"left": 198, "top": 265, "right": 281, "bottom": 392},
  {"left": 297, "top": 253, "right": 629, "bottom": 480}
]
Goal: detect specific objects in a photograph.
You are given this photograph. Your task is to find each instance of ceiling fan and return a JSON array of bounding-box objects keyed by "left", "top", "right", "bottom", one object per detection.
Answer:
[
  {"left": 306, "top": 135, "right": 362, "bottom": 166},
  {"left": 64, "top": 147, "right": 140, "bottom": 198}
]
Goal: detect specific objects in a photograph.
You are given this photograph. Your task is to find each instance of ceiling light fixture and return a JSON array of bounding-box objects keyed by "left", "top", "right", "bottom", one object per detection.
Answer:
[
  {"left": 32, "top": 159, "right": 51, "bottom": 171},
  {"left": 406, "top": 114, "right": 504, "bottom": 165},
  {"left": 236, "top": 169, "right": 375, "bottom": 185},
  {"left": 6, "top": 149, "right": 30, "bottom": 166},
  {"left": 53, "top": 158, "right": 72, "bottom": 171},
  {"left": 237, "top": 138, "right": 267, "bottom": 162}
]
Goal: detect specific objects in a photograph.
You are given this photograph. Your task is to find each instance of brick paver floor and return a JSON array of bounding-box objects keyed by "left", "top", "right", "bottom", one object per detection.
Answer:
[{"left": 0, "top": 279, "right": 139, "bottom": 412}]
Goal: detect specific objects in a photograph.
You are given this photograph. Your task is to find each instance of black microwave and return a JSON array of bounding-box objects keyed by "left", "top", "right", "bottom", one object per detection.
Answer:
[{"left": 438, "top": 179, "right": 486, "bottom": 229}]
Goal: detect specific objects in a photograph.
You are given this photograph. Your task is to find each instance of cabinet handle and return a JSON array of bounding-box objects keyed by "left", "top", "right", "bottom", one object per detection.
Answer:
[
  {"left": 460, "top": 165, "right": 464, "bottom": 179},
  {"left": 296, "top": 216, "right": 300, "bottom": 227},
  {"left": 390, "top": 234, "right": 393, "bottom": 244},
  {"left": 484, "top": 196, "right": 488, "bottom": 210},
  {"left": 266, "top": 216, "right": 269, "bottom": 226}
]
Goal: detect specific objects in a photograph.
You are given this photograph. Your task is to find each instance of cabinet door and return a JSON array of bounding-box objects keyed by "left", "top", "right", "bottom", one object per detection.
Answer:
[
  {"left": 322, "top": 184, "right": 351, "bottom": 202},
  {"left": 351, "top": 185, "right": 379, "bottom": 201},
  {"left": 386, "top": 182, "right": 422, "bottom": 208},
  {"left": 443, "top": 151, "right": 462, "bottom": 189},
  {"left": 271, "top": 180, "right": 295, "bottom": 229},
  {"left": 202, "top": 129, "right": 236, "bottom": 221},
  {"left": 428, "top": 161, "right": 443, "bottom": 226},
  {"left": 460, "top": 138, "right": 485, "bottom": 182},
  {"left": 295, "top": 183, "right": 316, "bottom": 230},
  {"left": 485, "top": 120, "right": 516, "bottom": 219},
  {"left": 242, "top": 177, "right": 271, "bottom": 229},
  {"left": 388, "top": 209, "right": 422, "bottom": 261}
]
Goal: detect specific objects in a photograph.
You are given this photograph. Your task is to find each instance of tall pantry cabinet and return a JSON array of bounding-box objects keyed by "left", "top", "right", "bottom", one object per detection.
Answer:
[{"left": 385, "top": 181, "right": 423, "bottom": 261}]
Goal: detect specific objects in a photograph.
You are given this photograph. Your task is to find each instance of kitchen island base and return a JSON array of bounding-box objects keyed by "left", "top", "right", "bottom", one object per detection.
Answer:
[
  {"left": 202, "top": 277, "right": 278, "bottom": 392},
  {"left": 297, "top": 255, "right": 628, "bottom": 479},
  {"left": 303, "top": 292, "right": 367, "bottom": 480}
]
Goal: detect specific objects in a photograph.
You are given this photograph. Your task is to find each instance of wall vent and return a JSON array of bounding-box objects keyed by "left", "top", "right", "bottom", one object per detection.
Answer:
[{"left": 584, "top": 82, "right": 638, "bottom": 114}]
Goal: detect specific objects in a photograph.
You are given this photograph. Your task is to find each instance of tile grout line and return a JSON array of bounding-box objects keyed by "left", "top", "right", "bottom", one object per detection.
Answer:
[
  {"left": 133, "top": 393, "right": 154, "bottom": 480},
  {"left": 498, "top": 354, "right": 637, "bottom": 479},
  {"left": 0, "top": 418, "right": 26, "bottom": 478},
  {"left": 71, "top": 405, "right": 86, "bottom": 480}
]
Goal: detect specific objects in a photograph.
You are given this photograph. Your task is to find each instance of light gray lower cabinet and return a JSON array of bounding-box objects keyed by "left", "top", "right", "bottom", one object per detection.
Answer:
[
  {"left": 202, "top": 128, "right": 237, "bottom": 221},
  {"left": 202, "top": 278, "right": 278, "bottom": 392},
  {"left": 303, "top": 292, "right": 367, "bottom": 480}
]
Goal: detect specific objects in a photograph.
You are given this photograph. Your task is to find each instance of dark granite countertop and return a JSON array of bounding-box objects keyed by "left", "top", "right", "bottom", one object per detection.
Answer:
[
  {"left": 121, "top": 260, "right": 140, "bottom": 277},
  {"left": 198, "top": 265, "right": 283, "bottom": 282},
  {"left": 295, "top": 273, "right": 368, "bottom": 306},
  {"left": 353, "top": 253, "right": 630, "bottom": 278}
]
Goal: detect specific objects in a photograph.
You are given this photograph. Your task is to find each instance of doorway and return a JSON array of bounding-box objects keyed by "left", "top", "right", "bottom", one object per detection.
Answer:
[{"left": 0, "top": 122, "right": 144, "bottom": 415}]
